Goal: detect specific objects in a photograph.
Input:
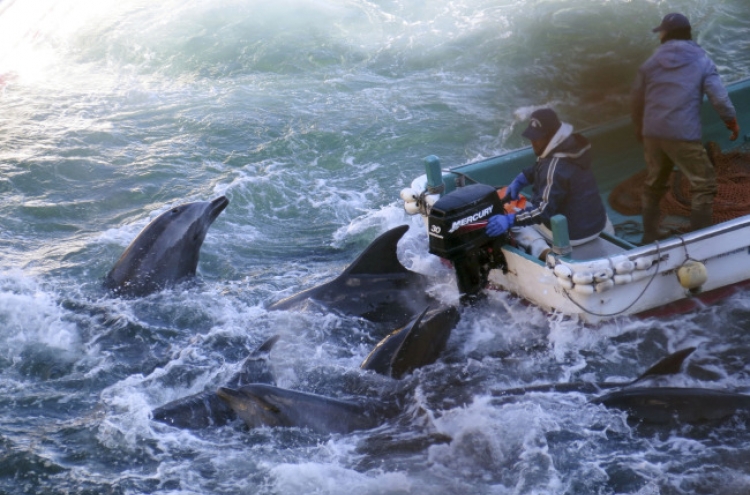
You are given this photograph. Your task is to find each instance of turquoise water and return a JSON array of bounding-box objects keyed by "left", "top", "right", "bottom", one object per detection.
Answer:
[{"left": 1, "top": 0, "right": 750, "bottom": 493}]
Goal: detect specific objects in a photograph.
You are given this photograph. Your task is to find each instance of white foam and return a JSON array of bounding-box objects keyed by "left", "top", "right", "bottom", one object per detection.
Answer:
[
  {"left": 0, "top": 269, "right": 80, "bottom": 354},
  {"left": 269, "top": 461, "right": 413, "bottom": 495}
]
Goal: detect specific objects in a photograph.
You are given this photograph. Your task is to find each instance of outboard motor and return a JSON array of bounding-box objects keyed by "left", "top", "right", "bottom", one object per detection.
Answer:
[{"left": 428, "top": 184, "right": 508, "bottom": 303}]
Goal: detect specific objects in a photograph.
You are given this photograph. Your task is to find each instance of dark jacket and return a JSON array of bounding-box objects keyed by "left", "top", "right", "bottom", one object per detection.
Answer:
[
  {"left": 515, "top": 125, "right": 607, "bottom": 241},
  {"left": 631, "top": 40, "right": 736, "bottom": 142}
]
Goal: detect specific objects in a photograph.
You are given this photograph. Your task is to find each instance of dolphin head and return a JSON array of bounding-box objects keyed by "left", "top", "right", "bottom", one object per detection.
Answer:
[
  {"left": 157, "top": 196, "right": 229, "bottom": 256},
  {"left": 104, "top": 196, "right": 229, "bottom": 296}
]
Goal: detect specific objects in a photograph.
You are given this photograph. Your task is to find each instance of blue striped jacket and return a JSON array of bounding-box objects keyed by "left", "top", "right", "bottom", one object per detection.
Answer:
[{"left": 515, "top": 126, "right": 607, "bottom": 241}]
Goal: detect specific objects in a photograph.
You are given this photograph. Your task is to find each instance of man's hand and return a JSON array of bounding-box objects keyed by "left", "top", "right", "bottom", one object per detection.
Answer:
[
  {"left": 504, "top": 173, "right": 529, "bottom": 201},
  {"left": 486, "top": 214, "right": 515, "bottom": 237},
  {"left": 726, "top": 118, "right": 740, "bottom": 141}
]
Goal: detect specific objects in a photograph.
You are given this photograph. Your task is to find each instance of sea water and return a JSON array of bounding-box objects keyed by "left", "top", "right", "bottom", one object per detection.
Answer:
[{"left": 1, "top": 0, "right": 750, "bottom": 493}]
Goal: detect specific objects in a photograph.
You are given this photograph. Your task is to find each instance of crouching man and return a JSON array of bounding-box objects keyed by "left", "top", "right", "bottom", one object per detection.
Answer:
[{"left": 486, "top": 108, "right": 612, "bottom": 259}]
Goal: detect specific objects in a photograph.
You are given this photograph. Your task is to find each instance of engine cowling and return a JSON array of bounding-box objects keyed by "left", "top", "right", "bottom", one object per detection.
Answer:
[{"left": 427, "top": 184, "right": 508, "bottom": 303}]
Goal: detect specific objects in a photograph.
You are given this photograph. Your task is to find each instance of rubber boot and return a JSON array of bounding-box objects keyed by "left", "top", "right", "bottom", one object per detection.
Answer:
[
  {"left": 640, "top": 200, "right": 671, "bottom": 245},
  {"left": 690, "top": 205, "right": 713, "bottom": 231}
]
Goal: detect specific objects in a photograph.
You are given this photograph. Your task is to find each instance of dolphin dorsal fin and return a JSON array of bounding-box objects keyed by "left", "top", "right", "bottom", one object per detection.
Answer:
[
  {"left": 630, "top": 347, "right": 696, "bottom": 385},
  {"left": 344, "top": 225, "right": 411, "bottom": 276},
  {"left": 254, "top": 335, "right": 281, "bottom": 356}
]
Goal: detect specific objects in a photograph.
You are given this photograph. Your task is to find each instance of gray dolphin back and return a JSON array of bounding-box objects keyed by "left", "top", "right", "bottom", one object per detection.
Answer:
[
  {"left": 268, "top": 225, "right": 436, "bottom": 324},
  {"left": 217, "top": 383, "right": 384, "bottom": 434},
  {"left": 592, "top": 387, "right": 750, "bottom": 423},
  {"left": 361, "top": 305, "right": 460, "bottom": 378}
]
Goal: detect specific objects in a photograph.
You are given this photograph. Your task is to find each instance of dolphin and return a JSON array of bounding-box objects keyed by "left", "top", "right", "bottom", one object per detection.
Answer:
[
  {"left": 489, "top": 347, "right": 750, "bottom": 424},
  {"left": 216, "top": 383, "right": 390, "bottom": 434},
  {"left": 491, "top": 347, "right": 697, "bottom": 398},
  {"left": 591, "top": 387, "right": 750, "bottom": 424},
  {"left": 268, "top": 225, "right": 437, "bottom": 325},
  {"left": 360, "top": 305, "right": 460, "bottom": 379},
  {"left": 152, "top": 335, "right": 279, "bottom": 429},
  {"left": 104, "top": 196, "right": 229, "bottom": 297}
]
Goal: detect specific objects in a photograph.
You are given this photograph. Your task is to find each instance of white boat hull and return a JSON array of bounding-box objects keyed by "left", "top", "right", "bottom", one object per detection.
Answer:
[{"left": 486, "top": 216, "right": 750, "bottom": 323}]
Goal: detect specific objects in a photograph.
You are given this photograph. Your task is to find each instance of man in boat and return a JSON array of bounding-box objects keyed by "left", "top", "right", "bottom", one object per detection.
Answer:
[
  {"left": 631, "top": 12, "right": 740, "bottom": 244},
  {"left": 485, "top": 107, "right": 612, "bottom": 259}
]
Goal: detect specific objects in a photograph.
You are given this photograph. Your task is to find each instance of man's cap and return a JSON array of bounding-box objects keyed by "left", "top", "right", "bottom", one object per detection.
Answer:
[
  {"left": 652, "top": 13, "right": 691, "bottom": 33},
  {"left": 521, "top": 108, "right": 561, "bottom": 141}
]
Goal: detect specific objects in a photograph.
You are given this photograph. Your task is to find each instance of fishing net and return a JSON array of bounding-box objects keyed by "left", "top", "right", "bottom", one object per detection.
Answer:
[{"left": 608, "top": 140, "right": 750, "bottom": 224}]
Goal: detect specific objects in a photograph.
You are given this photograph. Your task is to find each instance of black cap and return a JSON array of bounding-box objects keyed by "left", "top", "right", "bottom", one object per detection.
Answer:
[
  {"left": 652, "top": 13, "right": 691, "bottom": 33},
  {"left": 521, "top": 108, "right": 561, "bottom": 141}
]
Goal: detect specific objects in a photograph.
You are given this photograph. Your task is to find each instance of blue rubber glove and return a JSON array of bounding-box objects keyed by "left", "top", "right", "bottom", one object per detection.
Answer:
[
  {"left": 486, "top": 214, "right": 515, "bottom": 237},
  {"left": 505, "top": 173, "right": 529, "bottom": 201}
]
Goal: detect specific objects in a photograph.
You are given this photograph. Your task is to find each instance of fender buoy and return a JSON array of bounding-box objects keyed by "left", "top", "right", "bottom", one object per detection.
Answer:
[
  {"left": 554, "top": 264, "right": 572, "bottom": 280},
  {"left": 572, "top": 272, "right": 594, "bottom": 285},
  {"left": 614, "top": 260, "right": 635, "bottom": 274},
  {"left": 613, "top": 274, "right": 632, "bottom": 285},
  {"left": 593, "top": 268, "right": 613, "bottom": 283},
  {"left": 595, "top": 279, "right": 614, "bottom": 293},
  {"left": 400, "top": 188, "right": 418, "bottom": 203},
  {"left": 677, "top": 260, "right": 707, "bottom": 291},
  {"left": 573, "top": 283, "right": 595, "bottom": 295},
  {"left": 634, "top": 256, "right": 656, "bottom": 270},
  {"left": 404, "top": 201, "right": 420, "bottom": 215}
]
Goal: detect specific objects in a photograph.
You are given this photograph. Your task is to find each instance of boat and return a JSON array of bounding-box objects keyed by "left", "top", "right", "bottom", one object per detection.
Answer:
[{"left": 400, "top": 76, "right": 750, "bottom": 324}]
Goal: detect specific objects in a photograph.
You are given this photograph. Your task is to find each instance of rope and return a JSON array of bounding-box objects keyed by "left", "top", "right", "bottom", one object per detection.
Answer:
[{"left": 562, "top": 242, "right": 663, "bottom": 318}]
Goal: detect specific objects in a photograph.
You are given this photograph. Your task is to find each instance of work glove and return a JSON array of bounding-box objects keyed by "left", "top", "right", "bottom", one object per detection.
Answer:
[
  {"left": 726, "top": 118, "right": 740, "bottom": 141},
  {"left": 486, "top": 213, "right": 515, "bottom": 237},
  {"left": 504, "top": 173, "right": 529, "bottom": 201}
]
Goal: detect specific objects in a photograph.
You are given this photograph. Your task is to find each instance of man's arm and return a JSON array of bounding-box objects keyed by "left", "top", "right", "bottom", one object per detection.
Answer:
[
  {"left": 515, "top": 158, "right": 567, "bottom": 227},
  {"left": 703, "top": 62, "right": 737, "bottom": 125}
]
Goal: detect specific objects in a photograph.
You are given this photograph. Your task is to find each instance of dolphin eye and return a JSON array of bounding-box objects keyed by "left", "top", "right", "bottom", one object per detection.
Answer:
[{"left": 172, "top": 208, "right": 179, "bottom": 213}]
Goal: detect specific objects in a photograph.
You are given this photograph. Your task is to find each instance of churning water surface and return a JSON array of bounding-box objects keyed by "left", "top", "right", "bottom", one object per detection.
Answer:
[{"left": 1, "top": 0, "right": 750, "bottom": 493}]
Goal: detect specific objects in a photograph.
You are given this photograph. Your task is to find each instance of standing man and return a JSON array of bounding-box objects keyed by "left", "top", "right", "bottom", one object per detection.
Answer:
[
  {"left": 485, "top": 108, "right": 611, "bottom": 259},
  {"left": 632, "top": 12, "right": 740, "bottom": 244}
]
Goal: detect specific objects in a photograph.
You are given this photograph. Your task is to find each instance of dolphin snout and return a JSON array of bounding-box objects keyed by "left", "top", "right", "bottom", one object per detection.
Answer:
[{"left": 209, "top": 196, "right": 230, "bottom": 220}]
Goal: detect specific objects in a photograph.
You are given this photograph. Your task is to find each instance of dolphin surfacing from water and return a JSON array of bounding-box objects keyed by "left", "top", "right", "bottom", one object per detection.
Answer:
[
  {"left": 591, "top": 387, "right": 750, "bottom": 424},
  {"left": 152, "top": 335, "right": 279, "bottom": 429},
  {"left": 488, "top": 346, "right": 750, "bottom": 424},
  {"left": 216, "top": 383, "right": 388, "bottom": 434},
  {"left": 580, "top": 347, "right": 750, "bottom": 424},
  {"left": 490, "top": 347, "right": 698, "bottom": 398},
  {"left": 361, "top": 305, "right": 460, "bottom": 379},
  {"left": 268, "top": 225, "right": 437, "bottom": 325},
  {"left": 104, "top": 196, "right": 229, "bottom": 297}
]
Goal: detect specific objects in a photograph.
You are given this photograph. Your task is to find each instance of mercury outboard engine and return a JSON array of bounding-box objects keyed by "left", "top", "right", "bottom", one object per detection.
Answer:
[{"left": 428, "top": 184, "right": 508, "bottom": 304}]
